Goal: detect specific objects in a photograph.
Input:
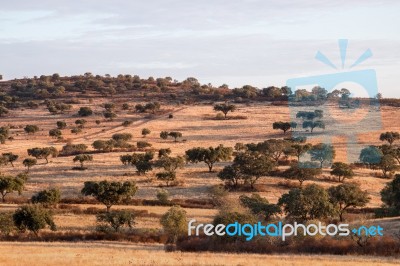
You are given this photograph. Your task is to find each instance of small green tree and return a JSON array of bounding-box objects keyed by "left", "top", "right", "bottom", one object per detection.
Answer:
[
  {"left": 330, "top": 162, "right": 354, "bottom": 182},
  {"left": 302, "top": 120, "right": 325, "bottom": 132},
  {"left": 157, "top": 189, "right": 170, "bottom": 204},
  {"left": 309, "top": 143, "right": 336, "bottom": 168},
  {"left": 328, "top": 183, "right": 370, "bottom": 221},
  {"left": 103, "top": 111, "right": 117, "bottom": 121},
  {"left": 81, "top": 180, "right": 138, "bottom": 212},
  {"left": 130, "top": 152, "right": 154, "bottom": 175},
  {"left": 142, "top": 128, "right": 151, "bottom": 137},
  {"left": 380, "top": 131, "right": 400, "bottom": 146},
  {"left": 2, "top": 153, "right": 18, "bottom": 167},
  {"left": 49, "top": 128, "right": 62, "bottom": 139},
  {"left": 13, "top": 205, "right": 56, "bottom": 236},
  {"left": 239, "top": 194, "right": 281, "bottom": 221},
  {"left": 185, "top": 145, "right": 233, "bottom": 172},
  {"left": 73, "top": 154, "right": 93, "bottom": 169},
  {"left": 56, "top": 121, "right": 67, "bottom": 129},
  {"left": 284, "top": 162, "right": 322, "bottom": 187},
  {"left": 27, "top": 147, "right": 58, "bottom": 164},
  {"left": 272, "top": 122, "right": 292, "bottom": 134},
  {"left": 160, "top": 206, "right": 187, "bottom": 244},
  {"left": 0, "top": 212, "right": 15, "bottom": 236},
  {"left": 168, "top": 131, "right": 182, "bottom": 142},
  {"left": 31, "top": 188, "right": 61, "bottom": 208},
  {"left": 137, "top": 141, "right": 152, "bottom": 149},
  {"left": 0, "top": 175, "right": 25, "bottom": 202},
  {"left": 75, "top": 119, "right": 87, "bottom": 128},
  {"left": 160, "top": 131, "right": 169, "bottom": 140},
  {"left": 378, "top": 154, "right": 398, "bottom": 178},
  {"left": 158, "top": 148, "right": 172, "bottom": 158},
  {"left": 232, "top": 152, "right": 275, "bottom": 189},
  {"left": 96, "top": 210, "right": 135, "bottom": 232},
  {"left": 380, "top": 174, "right": 400, "bottom": 212},
  {"left": 213, "top": 103, "right": 236, "bottom": 119},
  {"left": 359, "top": 146, "right": 383, "bottom": 168},
  {"left": 78, "top": 107, "right": 93, "bottom": 116},
  {"left": 23, "top": 158, "right": 37, "bottom": 172},
  {"left": 156, "top": 171, "right": 177, "bottom": 187},
  {"left": 278, "top": 184, "right": 336, "bottom": 221},
  {"left": 24, "top": 125, "right": 39, "bottom": 135},
  {"left": 285, "top": 143, "right": 312, "bottom": 161}
]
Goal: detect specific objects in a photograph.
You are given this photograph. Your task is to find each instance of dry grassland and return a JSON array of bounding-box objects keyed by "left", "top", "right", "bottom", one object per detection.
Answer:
[{"left": 0, "top": 241, "right": 398, "bottom": 266}]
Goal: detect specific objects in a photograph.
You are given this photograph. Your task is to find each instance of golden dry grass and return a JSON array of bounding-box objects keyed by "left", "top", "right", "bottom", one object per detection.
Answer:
[
  {"left": 0, "top": 101, "right": 400, "bottom": 264},
  {"left": 0, "top": 103, "right": 398, "bottom": 206},
  {"left": 0, "top": 241, "right": 398, "bottom": 266}
]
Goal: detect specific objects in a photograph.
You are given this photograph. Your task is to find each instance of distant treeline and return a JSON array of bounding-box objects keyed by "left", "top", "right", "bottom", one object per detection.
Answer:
[{"left": 0, "top": 73, "right": 396, "bottom": 107}]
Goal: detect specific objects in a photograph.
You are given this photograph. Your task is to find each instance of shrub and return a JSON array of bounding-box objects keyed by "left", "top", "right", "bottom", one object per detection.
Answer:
[
  {"left": 78, "top": 107, "right": 93, "bottom": 116},
  {"left": 24, "top": 125, "right": 39, "bottom": 134},
  {"left": 96, "top": 210, "right": 135, "bottom": 232},
  {"left": 160, "top": 206, "right": 187, "bottom": 244},
  {"left": 137, "top": 141, "right": 152, "bottom": 149},
  {"left": 13, "top": 205, "right": 56, "bottom": 236},
  {"left": 156, "top": 189, "right": 170, "bottom": 204},
  {"left": 31, "top": 188, "right": 61, "bottom": 208}
]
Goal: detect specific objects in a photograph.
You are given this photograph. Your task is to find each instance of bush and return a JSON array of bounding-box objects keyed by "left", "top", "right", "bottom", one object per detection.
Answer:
[
  {"left": 13, "top": 205, "right": 56, "bottom": 236},
  {"left": 0, "top": 212, "right": 15, "bottom": 236},
  {"left": 31, "top": 188, "right": 61, "bottom": 208},
  {"left": 96, "top": 210, "right": 135, "bottom": 232},
  {"left": 161, "top": 206, "right": 187, "bottom": 244},
  {"left": 156, "top": 189, "right": 170, "bottom": 205},
  {"left": 61, "top": 143, "right": 88, "bottom": 155},
  {"left": 137, "top": 141, "right": 152, "bottom": 149},
  {"left": 78, "top": 107, "right": 93, "bottom": 117}
]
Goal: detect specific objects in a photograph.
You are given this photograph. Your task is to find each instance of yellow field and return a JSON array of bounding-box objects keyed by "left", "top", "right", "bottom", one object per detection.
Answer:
[
  {"left": 0, "top": 241, "right": 398, "bottom": 266},
  {"left": 0, "top": 101, "right": 400, "bottom": 264},
  {"left": 0, "top": 103, "right": 398, "bottom": 207}
]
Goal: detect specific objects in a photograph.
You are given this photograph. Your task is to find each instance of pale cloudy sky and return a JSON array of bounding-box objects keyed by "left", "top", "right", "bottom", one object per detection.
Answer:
[{"left": 0, "top": 1, "right": 399, "bottom": 97}]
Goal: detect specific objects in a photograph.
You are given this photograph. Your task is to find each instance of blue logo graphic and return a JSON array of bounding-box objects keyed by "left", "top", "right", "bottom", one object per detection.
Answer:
[{"left": 286, "top": 39, "right": 382, "bottom": 163}]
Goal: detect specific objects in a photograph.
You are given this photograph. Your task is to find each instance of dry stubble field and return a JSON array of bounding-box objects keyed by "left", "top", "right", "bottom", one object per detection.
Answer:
[{"left": 0, "top": 100, "right": 399, "bottom": 265}]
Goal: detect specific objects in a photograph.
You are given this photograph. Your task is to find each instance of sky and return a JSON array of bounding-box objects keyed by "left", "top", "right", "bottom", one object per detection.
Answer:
[{"left": 0, "top": 0, "right": 399, "bottom": 97}]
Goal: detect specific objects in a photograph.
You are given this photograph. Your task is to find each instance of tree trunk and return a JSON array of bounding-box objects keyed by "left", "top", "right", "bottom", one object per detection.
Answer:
[{"left": 106, "top": 205, "right": 111, "bottom": 212}]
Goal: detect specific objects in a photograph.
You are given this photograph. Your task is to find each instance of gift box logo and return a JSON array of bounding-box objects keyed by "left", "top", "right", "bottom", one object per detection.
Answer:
[{"left": 286, "top": 40, "right": 381, "bottom": 163}]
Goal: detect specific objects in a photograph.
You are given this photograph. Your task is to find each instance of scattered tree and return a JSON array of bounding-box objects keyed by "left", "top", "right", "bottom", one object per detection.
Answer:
[
  {"left": 284, "top": 162, "right": 321, "bottom": 186},
  {"left": 213, "top": 103, "right": 236, "bottom": 119},
  {"left": 168, "top": 131, "right": 182, "bottom": 142},
  {"left": 13, "top": 205, "right": 56, "bottom": 236},
  {"left": 380, "top": 174, "right": 400, "bottom": 212},
  {"left": 239, "top": 194, "right": 281, "bottom": 220},
  {"left": 56, "top": 121, "right": 67, "bottom": 129},
  {"left": 272, "top": 122, "right": 292, "bottom": 134},
  {"left": 81, "top": 180, "right": 138, "bottom": 212},
  {"left": 96, "top": 210, "right": 135, "bottom": 232},
  {"left": 23, "top": 158, "right": 37, "bottom": 172},
  {"left": 278, "top": 184, "right": 336, "bottom": 221},
  {"left": 78, "top": 107, "right": 93, "bottom": 117},
  {"left": 380, "top": 132, "right": 400, "bottom": 146},
  {"left": 1, "top": 153, "right": 18, "bottom": 167},
  {"left": 27, "top": 147, "right": 58, "bottom": 164},
  {"left": 142, "top": 128, "right": 151, "bottom": 137},
  {"left": 0, "top": 175, "right": 25, "bottom": 202},
  {"left": 309, "top": 143, "right": 336, "bottom": 168},
  {"left": 31, "top": 188, "right": 61, "bottom": 208},
  {"left": 185, "top": 145, "right": 233, "bottom": 172},
  {"left": 330, "top": 162, "right": 354, "bottom": 182},
  {"left": 73, "top": 154, "right": 93, "bottom": 169},
  {"left": 328, "top": 183, "right": 370, "bottom": 221},
  {"left": 49, "top": 129, "right": 62, "bottom": 139},
  {"left": 24, "top": 125, "right": 39, "bottom": 135},
  {"left": 160, "top": 206, "right": 187, "bottom": 244}
]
